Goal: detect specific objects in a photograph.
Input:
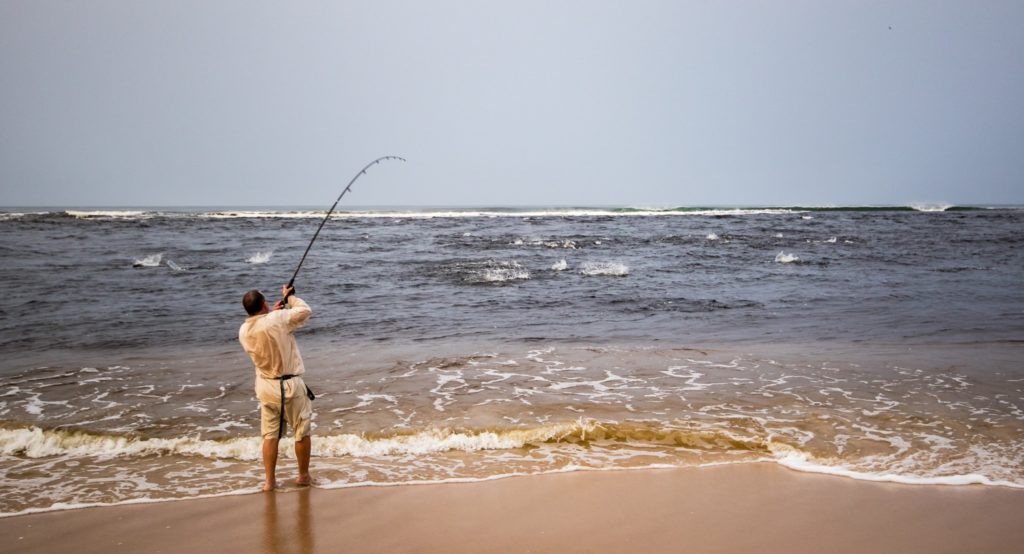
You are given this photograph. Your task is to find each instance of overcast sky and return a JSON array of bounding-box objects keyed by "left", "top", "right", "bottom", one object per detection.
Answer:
[{"left": 1, "top": 1, "right": 1022, "bottom": 207}]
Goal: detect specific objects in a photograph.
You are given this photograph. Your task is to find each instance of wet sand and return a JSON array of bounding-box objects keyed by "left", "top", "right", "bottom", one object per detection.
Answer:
[{"left": 2, "top": 463, "right": 1023, "bottom": 554}]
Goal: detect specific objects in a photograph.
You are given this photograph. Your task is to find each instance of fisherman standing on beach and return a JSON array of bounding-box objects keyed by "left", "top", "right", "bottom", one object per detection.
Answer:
[{"left": 239, "top": 284, "right": 313, "bottom": 491}]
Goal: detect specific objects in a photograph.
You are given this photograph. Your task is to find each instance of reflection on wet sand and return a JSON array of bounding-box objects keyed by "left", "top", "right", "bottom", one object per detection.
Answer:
[{"left": 262, "top": 489, "right": 314, "bottom": 554}]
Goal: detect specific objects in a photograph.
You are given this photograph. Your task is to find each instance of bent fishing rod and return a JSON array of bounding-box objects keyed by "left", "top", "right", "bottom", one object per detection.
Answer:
[{"left": 280, "top": 155, "right": 405, "bottom": 305}]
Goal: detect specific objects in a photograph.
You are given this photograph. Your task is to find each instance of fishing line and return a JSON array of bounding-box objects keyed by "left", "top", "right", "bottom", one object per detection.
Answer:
[{"left": 282, "top": 155, "right": 405, "bottom": 303}]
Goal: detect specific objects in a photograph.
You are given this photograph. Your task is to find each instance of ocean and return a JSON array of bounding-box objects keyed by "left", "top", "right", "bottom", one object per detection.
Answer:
[{"left": 1, "top": 205, "right": 1022, "bottom": 516}]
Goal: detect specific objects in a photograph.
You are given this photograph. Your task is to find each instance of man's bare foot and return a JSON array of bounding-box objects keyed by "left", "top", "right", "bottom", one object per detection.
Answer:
[
  {"left": 296, "top": 474, "right": 312, "bottom": 487},
  {"left": 262, "top": 480, "right": 276, "bottom": 492}
]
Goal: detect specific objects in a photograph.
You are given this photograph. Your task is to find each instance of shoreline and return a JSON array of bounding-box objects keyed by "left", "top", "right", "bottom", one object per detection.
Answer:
[
  {"left": 3, "top": 463, "right": 1023, "bottom": 553},
  {"left": 4, "top": 455, "right": 1023, "bottom": 520}
]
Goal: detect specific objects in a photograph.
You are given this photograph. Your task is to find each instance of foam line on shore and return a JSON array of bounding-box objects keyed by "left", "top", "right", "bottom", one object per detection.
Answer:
[
  {"left": 0, "top": 487, "right": 258, "bottom": 519},
  {"left": 768, "top": 444, "right": 1024, "bottom": 489},
  {"left": 6, "top": 451, "right": 1022, "bottom": 520},
  {"left": 4, "top": 422, "right": 1022, "bottom": 494}
]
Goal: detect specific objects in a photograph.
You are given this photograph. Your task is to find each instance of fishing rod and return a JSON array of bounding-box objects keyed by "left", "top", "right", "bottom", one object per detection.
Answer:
[{"left": 280, "top": 155, "right": 405, "bottom": 304}]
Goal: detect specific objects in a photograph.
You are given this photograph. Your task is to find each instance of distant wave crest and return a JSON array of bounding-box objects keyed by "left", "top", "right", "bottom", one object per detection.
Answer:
[{"left": 1, "top": 205, "right": 1003, "bottom": 223}]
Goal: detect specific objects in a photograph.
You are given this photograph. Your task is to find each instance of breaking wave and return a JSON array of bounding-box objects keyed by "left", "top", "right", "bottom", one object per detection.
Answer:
[
  {"left": 132, "top": 253, "right": 163, "bottom": 267},
  {"left": 0, "top": 420, "right": 784, "bottom": 461},
  {"left": 1, "top": 205, "right": 1000, "bottom": 223},
  {"left": 246, "top": 251, "right": 273, "bottom": 264},
  {"left": 0, "top": 421, "right": 659, "bottom": 461},
  {"left": 65, "top": 210, "right": 151, "bottom": 219},
  {"left": 4, "top": 420, "right": 1020, "bottom": 490},
  {"left": 1, "top": 426, "right": 261, "bottom": 460},
  {"left": 909, "top": 203, "right": 954, "bottom": 212},
  {"left": 442, "top": 260, "right": 531, "bottom": 283},
  {"left": 774, "top": 251, "right": 800, "bottom": 264},
  {"left": 580, "top": 261, "right": 629, "bottom": 276},
  {"left": 481, "top": 263, "right": 530, "bottom": 282},
  {"left": 0, "top": 211, "right": 47, "bottom": 221}
]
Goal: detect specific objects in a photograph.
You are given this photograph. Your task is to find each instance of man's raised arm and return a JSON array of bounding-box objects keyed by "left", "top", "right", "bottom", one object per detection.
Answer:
[
  {"left": 273, "top": 284, "right": 311, "bottom": 328},
  {"left": 285, "top": 295, "right": 311, "bottom": 328}
]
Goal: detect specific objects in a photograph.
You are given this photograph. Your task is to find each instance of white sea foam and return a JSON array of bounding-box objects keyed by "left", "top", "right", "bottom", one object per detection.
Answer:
[
  {"left": 24, "top": 395, "right": 44, "bottom": 415},
  {"left": 482, "top": 267, "right": 530, "bottom": 282},
  {"left": 11, "top": 206, "right": 983, "bottom": 222},
  {"left": 313, "top": 424, "right": 586, "bottom": 457},
  {"left": 246, "top": 251, "right": 273, "bottom": 264},
  {"left": 768, "top": 443, "right": 1024, "bottom": 488},
  {"left": 0, "top": 426, "right": 263, "bottom": 460},
  {"left": 2, "top": 460, "right": 710, "bottom": 517},
  {"left": 4, "top": 450, "right": 1017, "bottom": 519},
  {"left": 825, "top": 237, "right": 837, "bottom": 243},
  {"left": 67, "top": 210, "right": 150, "bottom": 219},
  {"left": 3, "top": 414, "right": 1021, "bottom": 518},
  {"left": 39, "top": 420, "right": 526, "bottom": 463},
  {"left": 332, "top": 394, "right": 400, "bottom": 412},
  {"left": 132, "top": 253, "right": 163, "bottom": 267},
  {"left": 199, "top": 208, "right": 805, "bottom": 220},
  {"left": 774, "top": 251, "right": 800, "bottom": 263},
  {"left": 0, "top": 211, "right": 47, "bottom": 221},
  {"left": 475, "top": 261, "right": 530, "bottom": 282},
  {"left": 706, "top": 233, "right": 719, "bottom": 240},
  {"left": 0, "top": 422, "right": 599, "bottom": 461},
  {"left": 551, "top": 259, "right": 568, "bottom": 271},
  {"left": 910, "top": 203, "right": 953, "bottom": 212},
  {"left": 0, "top": 488, "right": 259, "bottom": 519},
  {"left": 202, "top": 210, "right": 324, "bottom": 219},
  {"left": 544, "top": 239, "right": 577, "bottom": 249},
  {"left": 580, "top": 262, "right": 629, "bottom": 276},
  {"left": 660, "top": 367, "right": 717, "bottom": 391}
]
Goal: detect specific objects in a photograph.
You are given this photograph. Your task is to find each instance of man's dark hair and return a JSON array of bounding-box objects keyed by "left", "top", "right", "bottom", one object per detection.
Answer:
[{"left": 243, "top": 289, "right": 265, "bottom": 316}]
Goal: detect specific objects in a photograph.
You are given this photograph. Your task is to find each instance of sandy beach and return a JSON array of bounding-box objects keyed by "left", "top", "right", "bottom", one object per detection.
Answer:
[{"left": 3, "top": 463, "right": 1023, "bottom": 554}]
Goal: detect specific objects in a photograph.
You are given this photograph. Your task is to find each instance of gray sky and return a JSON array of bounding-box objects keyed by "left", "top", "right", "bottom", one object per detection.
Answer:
[{"left": 2, "top": 1, "right": 1022, "bottom": 207}]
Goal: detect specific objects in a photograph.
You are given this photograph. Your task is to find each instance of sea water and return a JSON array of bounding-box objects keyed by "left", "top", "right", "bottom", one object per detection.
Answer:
[{"left": 0, "top": 205, "right": 1022, "bottom": 515}]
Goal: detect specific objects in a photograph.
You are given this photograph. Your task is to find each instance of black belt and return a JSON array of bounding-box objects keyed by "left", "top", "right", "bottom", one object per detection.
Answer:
[{"left": 272, "top": 374, "right": 316, "bottom": 439}]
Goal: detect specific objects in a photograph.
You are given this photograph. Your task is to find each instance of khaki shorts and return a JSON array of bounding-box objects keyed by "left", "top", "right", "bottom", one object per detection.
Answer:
[{"left": 260, "top": 384, "right": 313, "bottom": 440}]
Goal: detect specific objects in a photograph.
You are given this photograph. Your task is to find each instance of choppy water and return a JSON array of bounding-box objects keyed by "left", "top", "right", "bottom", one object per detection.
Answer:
[{"left": 1, "top": 206, "right": 1022, "bottom": 515}]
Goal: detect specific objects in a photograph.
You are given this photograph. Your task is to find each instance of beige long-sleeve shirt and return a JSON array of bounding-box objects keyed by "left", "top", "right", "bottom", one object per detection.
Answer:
[{"left": 238, "top": 296, "right": 312, "bottom": 404}]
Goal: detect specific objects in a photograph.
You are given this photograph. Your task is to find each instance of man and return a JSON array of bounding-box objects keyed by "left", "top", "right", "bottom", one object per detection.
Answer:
[{"left": 239, "top": 284, "right": 313, "bottom": 491}]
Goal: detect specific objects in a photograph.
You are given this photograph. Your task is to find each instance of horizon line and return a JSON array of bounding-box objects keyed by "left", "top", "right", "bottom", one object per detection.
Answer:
[{"left": 2, "top": 202, "right": 1019, "bottom": 210}]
